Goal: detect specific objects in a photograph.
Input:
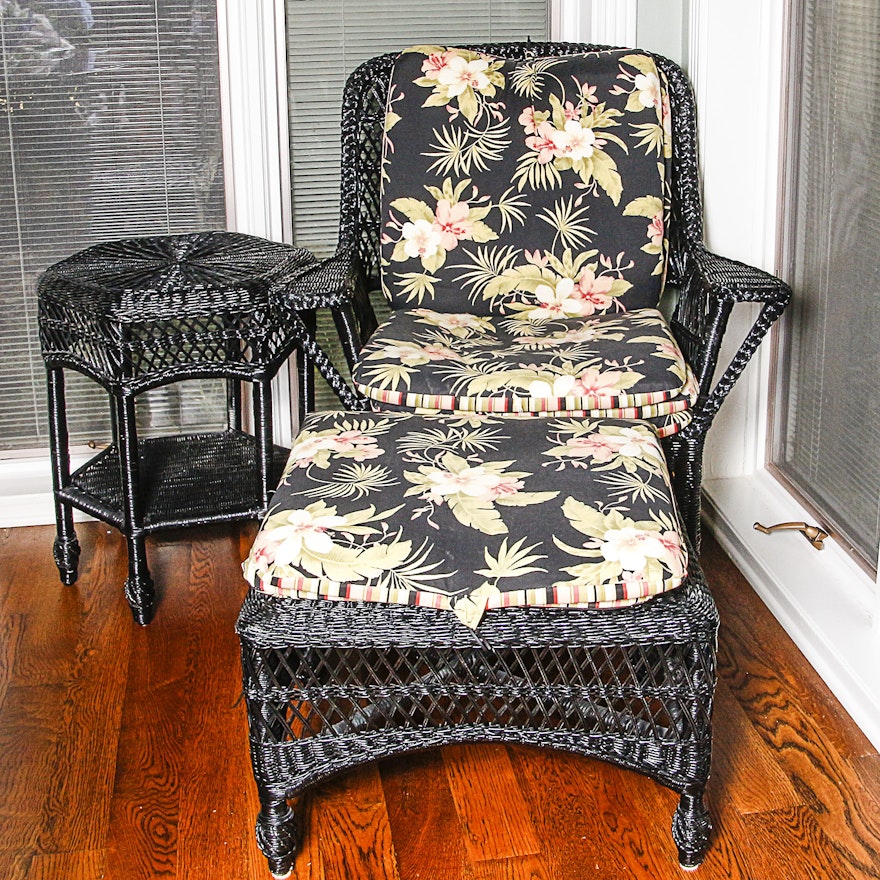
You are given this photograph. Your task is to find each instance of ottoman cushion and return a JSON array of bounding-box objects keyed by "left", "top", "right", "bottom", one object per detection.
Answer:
[{"left": 244, "top": 411, "right": 687, "bottom": 628}]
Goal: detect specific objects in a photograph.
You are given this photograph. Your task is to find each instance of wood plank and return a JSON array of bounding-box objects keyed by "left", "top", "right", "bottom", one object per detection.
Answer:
[
  {"left": 443, "top": 743, "right": 542, "bottom": 863},
  {"left": 0, "top": 849, "right": 33, "bottom": 880},
  {"left": 711, "top": 680, "right": 802, "bottom": 815},
  {"left": 507, "top": 744, "right": 638, "bottom": 880},
  {"left": 467, "top": 853, "right": 550, "bottom": 880},
  {"left": 3, "top": 523, "right": 880, "bottom": 878},
  {"left": 715, "top": 601, "right": 880, "bottom": 875},
  {"left": 35, "top": 524, "right": 131, "bottom": 856},
  {"left": 380, "top": 749, "right": 473, "bottom": 879},
  {"left": 701, "top": 535, "right": 877, "bottom": 760},
  {"left": 315, "top": 763, "right": 402, "bottom": 880},
  {"left": 175, "top": 527, "right": 265, "bottom": 880},
  {"left": 0, "top": 684, "right": 68, "bottom": 850},
  {"left": 741, "top": 807, "right": 860, "bottom": 880},
  {"left": 0, "top": 524, "right": 87, "bottom": 686},
  {"left": 25, "top": 849, "right": 105, "bottom": 880}
]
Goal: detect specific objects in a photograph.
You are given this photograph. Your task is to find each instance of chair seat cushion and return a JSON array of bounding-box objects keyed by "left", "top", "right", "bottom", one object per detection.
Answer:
[
  {"left": 244, "top": 411, "right": 688, "bottom": 628},
  {"left": 352, "top": 307, "right": 697, "bottom": 437}
]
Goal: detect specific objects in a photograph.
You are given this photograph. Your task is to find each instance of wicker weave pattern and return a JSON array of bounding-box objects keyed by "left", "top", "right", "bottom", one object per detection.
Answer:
[
  {"left": 38, "top": 232, "right": 318, "bottom": 392},
  {"left": 238, "top": 561, "right": 717, "bottom": 875}
]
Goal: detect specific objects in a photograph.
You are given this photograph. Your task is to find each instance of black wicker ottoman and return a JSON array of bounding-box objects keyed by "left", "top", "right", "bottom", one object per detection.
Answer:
[
  {"left": 37, "top": 231, "right": 324, "bottom": 624},
  {"left": 237, "top": 411, "right": 718, "bottom": 876}
]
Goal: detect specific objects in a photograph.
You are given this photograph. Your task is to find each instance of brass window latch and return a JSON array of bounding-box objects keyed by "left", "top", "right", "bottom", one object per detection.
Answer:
[{"left": 753, "top": 521, "right": 829, "bottom": 550}]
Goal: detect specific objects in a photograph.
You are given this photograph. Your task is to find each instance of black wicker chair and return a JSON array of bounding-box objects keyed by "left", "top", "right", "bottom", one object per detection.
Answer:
[
  {"left": 288, "top": 42, "right": 792, "bottom": 548},
  {"left": 237, "top": 43, "right": 790, "bottom": 877}
]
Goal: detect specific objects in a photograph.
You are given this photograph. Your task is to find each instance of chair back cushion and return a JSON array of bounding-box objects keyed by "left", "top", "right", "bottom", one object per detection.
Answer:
[{"left": 380, "top": 46, "right": 671, "bottom": 316}]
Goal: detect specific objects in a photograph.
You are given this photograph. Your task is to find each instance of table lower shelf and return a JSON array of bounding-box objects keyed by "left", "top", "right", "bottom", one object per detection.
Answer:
[{"left": 58, "top": 429, "right": 289, "bottom": 533}]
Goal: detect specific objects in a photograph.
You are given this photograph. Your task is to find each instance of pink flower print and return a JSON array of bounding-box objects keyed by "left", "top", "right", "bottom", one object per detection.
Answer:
[
  {"left": 524, "top": 249, "right": 549, "bottom": 268},
  {"left": 421, "top": 51, "right": 454, "bottom": 80},
  {"left": 424, "top": 465, "right": 522, "bottom": 504},
  {"left": 648, "top": 212, "right": 664, "bottom": 248},
  {"left": 531, "top": 277, "right": 588, "bottom": 320},
  {"left": 658, "top": 529, "right": 687, "bottom": 579},
  {"left": 381, "top": 340, "right": 458, "bottom": 366},
  {"left": 518, "top": 106, "right": 541, "bottom": 135},
  {"left": 562, "top": 100, "right": 579, "bottom": 121},
  {"left": 432, "top": 199, "right": 473, "bottom": 251},
  {"left": 572, "top": 269, "right": 615, "bottom": 314},
  {"left": 251, "top": 507, "right": 347, "bottom": 569},
  {"left": 580, "top": 82, "right": 599, "bottom": 105},
  {"left": 436, "top": 54, "right": 490, "bottom": 96},
  {"left": 561, "top": 433, "right": 622, "bottom": 464},
  {"left": 621, "top": 569, "right": 651, "bottom": 596},
  {"left": 402, "top": 219, "right": 442, "bottom": 260},
  {"left": 525, "top": 121, "right": 559, "bottom": 164},
  {"left": 420, "top": 342, "right": 460, "bottom": 361},
  {"left": 327, "top": 430, "right": 383, "bottom": 461},
  {"left": 600, "top": 526, "right": 667, "bottom": 573},
  {"left": 634, "top": 72, "right": 662, "bottom": 110},
  {"left": 564, "top": 368, "right": 627, "bottom": 399},
  {"left": 612, "top": 427, "right": 662, "bottom": 461}
]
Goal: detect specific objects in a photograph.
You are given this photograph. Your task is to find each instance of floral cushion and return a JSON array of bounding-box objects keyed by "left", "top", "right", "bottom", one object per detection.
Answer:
[
  {"left": 244, "top": 411, "right": 688, "bottom": 629},
  {"left": 351, "top": 307, "right": 697, "bottom": 437},
  {"left": 380, "top": 46, "right": 672, "bottom": 315}
]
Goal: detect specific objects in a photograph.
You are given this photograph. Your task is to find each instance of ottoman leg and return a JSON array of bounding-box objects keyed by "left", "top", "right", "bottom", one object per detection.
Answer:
[
  {"left": 255, "top": 792, "right": 298, "bottom": 879},
  {"left": 47, "top": 366, "right": 80, "bottom": 584},
  {"left": 672, "top": 786, "right": 712, "bottom": 870}
]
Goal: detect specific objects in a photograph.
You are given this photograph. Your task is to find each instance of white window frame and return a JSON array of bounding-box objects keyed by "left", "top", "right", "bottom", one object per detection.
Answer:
[{"left": 687, "top": 0, "right": 880, "bottom": 750}]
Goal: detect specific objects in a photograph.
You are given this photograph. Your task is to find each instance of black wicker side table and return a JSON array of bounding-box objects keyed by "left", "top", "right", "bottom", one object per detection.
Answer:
[{"left": 38, "top": 231, "right": 331, "bottom": 624}]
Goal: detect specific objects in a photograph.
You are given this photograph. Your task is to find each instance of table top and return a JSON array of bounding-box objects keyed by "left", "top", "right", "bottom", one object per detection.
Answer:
[{"left": 38, "top": 231, "right": 316, "bottom": 323}]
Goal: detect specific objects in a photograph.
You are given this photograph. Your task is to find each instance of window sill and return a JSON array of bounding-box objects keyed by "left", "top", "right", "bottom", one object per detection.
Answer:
[{"left": 704, "top": 469, "right": 880, "bottom": 751}]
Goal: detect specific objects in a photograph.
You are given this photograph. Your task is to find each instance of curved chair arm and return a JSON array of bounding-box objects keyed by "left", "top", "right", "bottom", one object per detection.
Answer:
[
  {"left": 268, "top": 245, "right": 372, "bottom": 413},
  {"left": 671, "top": 242, "right": 792, "bottom": 433}
]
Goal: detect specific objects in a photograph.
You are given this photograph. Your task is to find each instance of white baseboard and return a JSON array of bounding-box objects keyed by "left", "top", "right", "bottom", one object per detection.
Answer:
[
  {"left": 704, "top": 471, "right": 880, "bottom": 752},
  {"left": 0, "top": 454, "right": 93, "bottom": 528}
]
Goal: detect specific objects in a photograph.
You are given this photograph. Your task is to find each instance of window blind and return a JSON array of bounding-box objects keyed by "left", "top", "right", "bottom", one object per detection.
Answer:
[
  {"left": 284, "top": 0, "right": 550, "bottom": 256},
  {"left": 772, "top": 0, "right": 880, "bottom": 569},
  {"left": 0, "top": 0, "right": 226, "bottom": 452},
  {"left": 284, "top": 0, "right": 549, "bottom": 409}
]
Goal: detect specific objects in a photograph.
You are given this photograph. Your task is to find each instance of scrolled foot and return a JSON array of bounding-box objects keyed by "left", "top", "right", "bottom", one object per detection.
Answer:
[
  {"left": 53, "top": 535, "right": 81, "bottom": 585},
  {"left": 256, "top": 798, "right": 297, "bottom": 878},
  {"left": 672, "top": 789, "right": 712, "bottom": 869}
]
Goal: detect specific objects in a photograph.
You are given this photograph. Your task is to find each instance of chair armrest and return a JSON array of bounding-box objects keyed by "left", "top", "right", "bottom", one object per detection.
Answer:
[
  {"left": 671, "top": 243, "right": 792, "bottom": 431},
  {"left": 267, "top": 245, "right": 373, "bottom": 412},
  {"left": 269, "top": 246, "right": 358, "bottom": 309}
]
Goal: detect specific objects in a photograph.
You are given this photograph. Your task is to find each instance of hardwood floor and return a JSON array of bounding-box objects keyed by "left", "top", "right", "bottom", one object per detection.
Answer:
[{"left": 1, "top": 520, "right": 879, "bottom": 879}]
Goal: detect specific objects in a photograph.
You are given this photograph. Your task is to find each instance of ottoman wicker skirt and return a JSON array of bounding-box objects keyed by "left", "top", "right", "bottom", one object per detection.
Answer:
[{"left": 237, "top": 411, "right": 718, "bottom": 876}]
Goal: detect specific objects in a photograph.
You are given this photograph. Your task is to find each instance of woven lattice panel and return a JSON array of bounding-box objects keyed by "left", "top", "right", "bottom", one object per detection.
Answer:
[{"left": 38, "top": 231, "right": 315, "bottom": 389}]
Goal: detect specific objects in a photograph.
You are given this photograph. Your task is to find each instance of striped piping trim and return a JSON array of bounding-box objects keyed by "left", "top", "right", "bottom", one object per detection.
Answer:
[
  {"left": 246, "top": 568, "right": 685, "bottom": 614},
  {"left": 355, "top": 384, "right": 691, "bottom": 415}
]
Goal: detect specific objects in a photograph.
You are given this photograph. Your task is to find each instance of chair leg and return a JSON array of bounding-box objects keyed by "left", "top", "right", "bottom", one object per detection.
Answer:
[
  {"left": 255, "top": 792, "right": 297, "bottom": 879},
  {"left": 672, "top": 786, "right": 712, "bottom": 870},
  {"left": 115, "top": 392, "right": 155, "bottom": 625},
  {"left": 46, "top": 366, "right": 80, "bottom": 585},
  {"left": 664, "top": 430, "right": 705, "bottom": 552}
]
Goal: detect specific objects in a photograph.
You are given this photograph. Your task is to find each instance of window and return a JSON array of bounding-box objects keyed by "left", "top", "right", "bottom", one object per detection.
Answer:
[
  {"left": 771, "top": 0, "right": 880, "bottom": 571},
  {"left": 0, "top": 0, "right": 226, "bottom": 453},
  {"left": 285, "top": 1, "right": 549, "bottom": 256},
  {"left": 284, "top": 0, "right": 550, "bottom": 406}
]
